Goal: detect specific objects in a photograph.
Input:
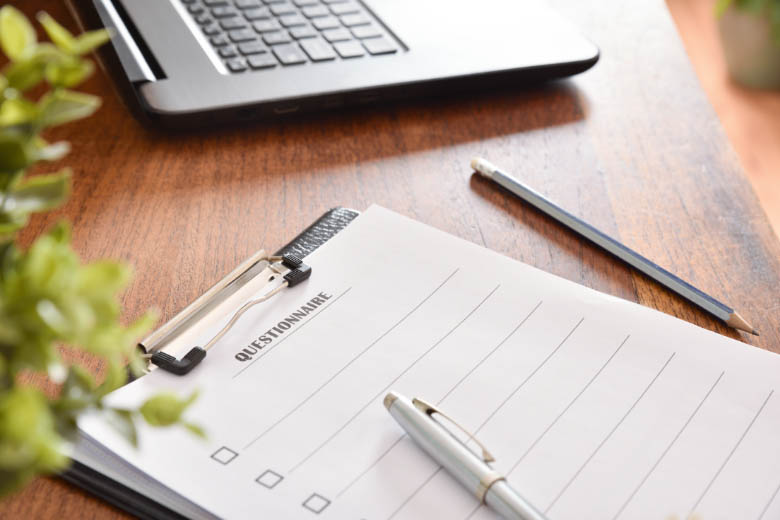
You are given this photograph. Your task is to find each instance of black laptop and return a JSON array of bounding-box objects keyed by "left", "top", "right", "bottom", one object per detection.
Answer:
[{"left": 71, "top": 0, "right": 599, "bottom": 127}]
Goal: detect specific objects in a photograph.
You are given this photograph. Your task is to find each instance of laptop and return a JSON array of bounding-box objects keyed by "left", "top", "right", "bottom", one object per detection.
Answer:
[{"left": 70, "top": 0, "right": 599, "bottom": 128}]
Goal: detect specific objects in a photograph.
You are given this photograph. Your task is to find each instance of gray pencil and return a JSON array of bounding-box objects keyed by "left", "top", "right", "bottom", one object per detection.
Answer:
[{"left": 471, "top": 157, "right": 757, "bottom": 335}]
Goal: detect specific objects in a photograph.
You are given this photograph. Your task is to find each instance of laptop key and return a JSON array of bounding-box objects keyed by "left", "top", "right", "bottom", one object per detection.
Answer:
[
  {"left": 293, "top": 0, "right": 318, "bottom": 5},
  {"left": 203, "top": 0, "right": 228, "bottom": 5},
  {"left": 243, "top": 7, "right": 271, "bottom": 20},
  {"left": 362, "top": 36, "right": 396, "bottom": 55},
  {"left": 350, "top": 24, "right": 380, "bottom": 39},
  {"left": 269, "top": 2, "right": 296, "bottom": 15},
  {"left": 202, "top": 23, "right": 222, "bottom": 35},
  {"left": 290, "top": 25, "right": 317, "bottom": 39},
  {"left": 225, "top": 57, "right": 248, "bottom": 71},
  {"left": 272, "top": 43, "right": 307, "bottom": 65},
  {"left": 187, "top": 4, "right": 205, "bottom": 14},
  {"left": 238, "top": 41, "right": 268, "bottom": 54},
  {"left": 253, "top": 19, "right": 281, "bottom": 32},
  {"left": 262, "top": 0, "right": 285, "bottom": 4},
  {"left": 340, "top": 13, "right": 369, "bottom": 26},
  {"left": 329, "top": 2, "right": 359, "bottom": 15},
  {"left": 219, "top": 45, "right": 239, "bottom": 57},
  {"left": 247, "top": 53, "right": 277, "bottom": 69},
  {"left": 220, "top": 17, "right": 248, "bottom": 30},
  {"left": 299, "top": 38, "right": 336, "bottom": 61},
  {"left": 333, "top": 39, "right": 364, "bottom": 58},
  {"left": 312, "top": 16, "right": 340, "bottom": 30},
  {"left": 211, "top": 6, "right": 238, "bottom": 17},
  {"left": 195, "top": 13, "right": 213, "bottom": 24},
  {"left": 235, "top": 0, "right": 261, "bottom": 7},
  {"left": 322, "top": 27, "right": 351, "bottom": 42},
  {"left": 263, "top": 31, "right": 292, "bottom": 45},
  {"left": 228, "top": 28, "right": 258, "bottom": 41},
  {"left": 301, "top": 5, "right": 329, "bottom": 17},
  {"left": 210, "top": 34, "right": 231, "bottom": 46},
  {"left": 280, "top": 13, "right": 306, "bottom": 27}
]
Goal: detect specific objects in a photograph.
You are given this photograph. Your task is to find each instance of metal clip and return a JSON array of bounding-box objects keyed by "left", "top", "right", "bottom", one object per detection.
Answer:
[
  {"left": 142, "top": 251, "right": 311, "bottom": 375},
  {"left": 412, "top": 397, "right": 496, "bottom": 463}
]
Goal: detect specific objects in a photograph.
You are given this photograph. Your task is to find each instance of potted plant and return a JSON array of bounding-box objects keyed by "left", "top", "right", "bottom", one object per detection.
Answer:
[
  {"left": 0, "top": 6, "right": 200, "bottom": 497},
  {"left": 716, "top": 0, "right": 780, "bottom": 88}
]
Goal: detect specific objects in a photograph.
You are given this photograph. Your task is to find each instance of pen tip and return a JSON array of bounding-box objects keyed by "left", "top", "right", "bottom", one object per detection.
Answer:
[{"left": 752, "top": 329, "right": 760, "bottom": 336}]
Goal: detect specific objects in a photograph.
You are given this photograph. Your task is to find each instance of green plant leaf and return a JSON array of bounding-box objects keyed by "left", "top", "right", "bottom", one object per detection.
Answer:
[
  {"left": 0, "top": 128, "right": 34, "bottom": 175},
  {"left": 140, "top": 391, "right": 199, "bottom": 427},
  {"left": 74, "top": 29, "right": 111, "bottom": 55},
  {"left": 715, "top": 0, "right": 733, "bottom": 16},
  {"left": 44, "top": 56, "right": 94, "bottom": 89},
  {"left": 0, "top": 6, "right": 37, "bottom": 62},
  {"left": 32, "top": 137, "right": 70, "bottom": 162},
  {"left": 1, "top": 170, "right": 70, "bottom": 216},
  {"left": 35, "top": 12, "right": 77, "bottom": 54},
  {"left": 3, "top": 58, "right": 45, "bottom": 93},
  {"left": 37, "top": 89, "right": 101, "bottom": 128},
  {"left": 104, "top": 408, "right": 138, "bottom": 447},
  {"left": 0, "top": 98, "right": 38, "bottom": 126}
]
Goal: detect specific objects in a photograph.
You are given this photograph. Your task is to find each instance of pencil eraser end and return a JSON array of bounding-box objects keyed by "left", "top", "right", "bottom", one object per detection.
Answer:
[
  {"left": 383, "top": 391, "right": 399, "bottom": 410},
  {"left": 470, "top": 157, "right": 495, "bottom": 178}
]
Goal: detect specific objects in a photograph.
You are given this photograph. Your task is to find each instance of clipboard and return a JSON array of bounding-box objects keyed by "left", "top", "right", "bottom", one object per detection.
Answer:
[{"left": 60, "top": 207, "right": 360, "bottom": 520}]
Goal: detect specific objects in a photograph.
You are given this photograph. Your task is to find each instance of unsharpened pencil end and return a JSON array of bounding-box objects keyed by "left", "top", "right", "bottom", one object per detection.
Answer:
[{"left": 471, "top": 157, "right": 497, "bottom": 179}]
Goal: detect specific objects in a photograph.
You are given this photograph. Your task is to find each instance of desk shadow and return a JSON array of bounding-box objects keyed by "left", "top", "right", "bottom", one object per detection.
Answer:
[{"left": 136, "top": 80, "right": 586, "bottom": 180}]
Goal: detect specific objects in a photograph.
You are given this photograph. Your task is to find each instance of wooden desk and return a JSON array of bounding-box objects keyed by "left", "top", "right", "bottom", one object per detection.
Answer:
[{"left": 4, "top": 0, "right": 780, "bottom": 517}]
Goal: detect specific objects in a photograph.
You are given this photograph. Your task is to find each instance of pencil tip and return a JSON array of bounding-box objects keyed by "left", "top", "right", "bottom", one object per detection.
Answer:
[
  {"left": 726, "top": 312, "right": 756, "bottom": 335},
  {"left": 752, "top": 329, "right": 760, "bottom": 337}
]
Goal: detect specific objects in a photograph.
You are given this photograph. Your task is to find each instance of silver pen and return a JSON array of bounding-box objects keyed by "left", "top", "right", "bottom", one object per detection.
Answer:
[{"left": 384, "top": 391, "right": 547, "bottom": 520}]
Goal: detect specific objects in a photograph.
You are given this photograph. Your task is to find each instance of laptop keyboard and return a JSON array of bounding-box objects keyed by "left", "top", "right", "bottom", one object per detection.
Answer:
[{"left": 179, "top": 0, "right": 399, "bottom": 72}]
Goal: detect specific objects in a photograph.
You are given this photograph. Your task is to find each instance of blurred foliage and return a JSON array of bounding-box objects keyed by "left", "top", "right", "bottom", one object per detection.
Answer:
[
  {"left": 716, "top": 0, "right": 780, "bottom": 44},
  {"left": 0, "top": 6, "right": 199, "bottom": 497}
]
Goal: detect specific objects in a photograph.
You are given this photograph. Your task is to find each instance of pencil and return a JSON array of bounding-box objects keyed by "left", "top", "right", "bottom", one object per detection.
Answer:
[{"left": 471, "top": 157, "right": 758, "bottom": 335}]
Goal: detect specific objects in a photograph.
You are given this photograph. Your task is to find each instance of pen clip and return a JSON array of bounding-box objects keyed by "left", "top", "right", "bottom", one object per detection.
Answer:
[{"left": 412, "top": 398, "right": 495, "bottom": 464}]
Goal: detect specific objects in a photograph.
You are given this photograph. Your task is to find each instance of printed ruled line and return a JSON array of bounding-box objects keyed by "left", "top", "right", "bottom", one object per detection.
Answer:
[
  {"left": 397, "top": 313, "right": 583, "bottom": 520},
  {"left": 242, "top": 268, "right": 459, "bottom": 450},
  {"left": 287, "top": 284, "right": 501, "bottom": 473},
  {"left": 336, "top": 435, "right": 406, "bottom": 498},
  {"left": 232, "top": 286, "right": 353, "bottom": 379},
  {"left": 686, "top": 389, "right": 775, "bottom": 519},
  {"left": 545, "top": 351, "right": 677, "bottom": 515},
  {"left": 612, "top": 371, "right": 725, "bottom": 520},
  {"left": 508, "top": 334, "right": 631, "bottom": 475},
  {"left": 438, "top": 300, "right": 544, "bottom": 406},
  {"left": 336, "top": 300, "right": 543, "bottom": 499},
  {"left": 470, "top": 317, "right": 585, "bottom": 436},
  {"left": 465, "top": 332, "right": 630, "bottom": 520},
  {"left": 759, "top": 477, "right": 780, "bottom": 520},
  {"left": 387, "top": 467, "right": 442, "bottom": 520}
]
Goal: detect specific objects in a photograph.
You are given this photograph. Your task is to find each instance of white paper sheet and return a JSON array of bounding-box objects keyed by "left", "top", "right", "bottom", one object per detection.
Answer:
[{"left": 79, "top": 205, "right": 780, "bottom": 520}]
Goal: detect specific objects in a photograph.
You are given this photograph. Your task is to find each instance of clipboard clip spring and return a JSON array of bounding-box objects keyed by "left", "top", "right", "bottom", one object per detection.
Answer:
[{"left": 147, "top": 253, "right": 311, "bottom": 375}]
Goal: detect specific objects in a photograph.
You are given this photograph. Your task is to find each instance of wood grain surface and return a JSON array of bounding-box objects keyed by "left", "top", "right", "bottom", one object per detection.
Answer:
[{"left": 3, "top": 0, "right": 780, "bottom": 517}]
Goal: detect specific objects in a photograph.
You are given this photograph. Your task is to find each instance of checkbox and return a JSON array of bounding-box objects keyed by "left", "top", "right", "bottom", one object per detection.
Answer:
[
  {"left": 302, "top": 493, "right": 330, "bottom": 514},
  {"left": 255, "top": 469, "right": 284, "bottom": 489},
  {"left": 210, "top": 446, "right": 238, "bottom": 465}
]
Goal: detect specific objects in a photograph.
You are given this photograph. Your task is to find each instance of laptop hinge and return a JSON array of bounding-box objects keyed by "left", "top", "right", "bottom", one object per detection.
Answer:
[{"left": 92, "top": 0, "right": 157, "bottom": 83}]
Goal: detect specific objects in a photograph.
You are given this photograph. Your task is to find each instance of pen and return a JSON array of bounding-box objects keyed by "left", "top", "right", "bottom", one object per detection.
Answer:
[
  {"left": 471, "top": 157, "right": 757, "bottom": 336},
  {"left": 384, "top": 391, "right": 547, "bottom": 520}
]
